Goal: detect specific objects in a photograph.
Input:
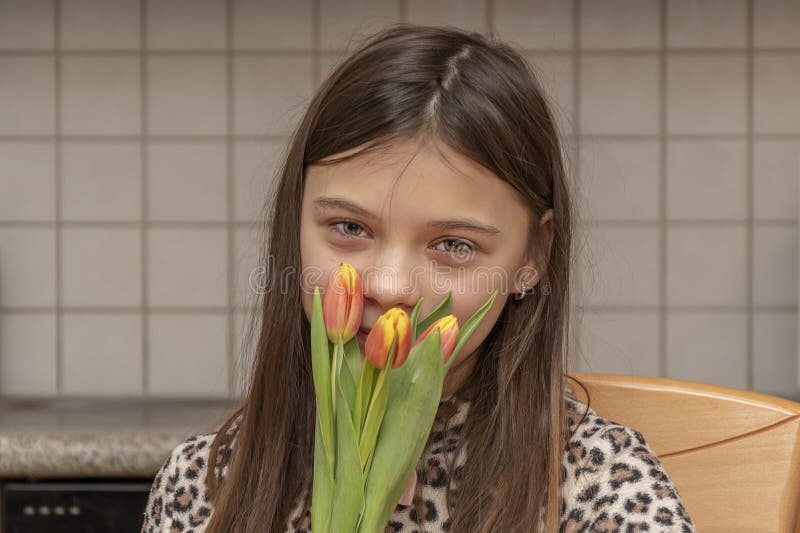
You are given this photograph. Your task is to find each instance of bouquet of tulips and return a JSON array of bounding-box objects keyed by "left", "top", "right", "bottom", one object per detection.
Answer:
[{"left": 310, "top": 262, "right": 498, "bottom": 533}]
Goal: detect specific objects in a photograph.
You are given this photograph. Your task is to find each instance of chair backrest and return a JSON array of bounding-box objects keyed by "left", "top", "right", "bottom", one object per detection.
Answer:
[{"left": 566, "top": 372, "right": 800, "bottom": 533}]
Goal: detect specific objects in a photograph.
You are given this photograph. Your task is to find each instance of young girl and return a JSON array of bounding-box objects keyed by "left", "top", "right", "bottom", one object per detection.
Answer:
[{"left": 141, "top": 24, "right": 695, "bottom": 533}]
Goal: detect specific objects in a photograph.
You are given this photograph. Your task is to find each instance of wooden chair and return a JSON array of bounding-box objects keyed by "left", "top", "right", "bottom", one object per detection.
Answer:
[{"left": 566, "top": 372, "right": 800, "bottom": 533}]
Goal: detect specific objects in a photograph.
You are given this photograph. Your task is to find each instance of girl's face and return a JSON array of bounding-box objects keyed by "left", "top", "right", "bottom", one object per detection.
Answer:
[{"left": 299, "top": 136, "right": 553, "bottom": 396}]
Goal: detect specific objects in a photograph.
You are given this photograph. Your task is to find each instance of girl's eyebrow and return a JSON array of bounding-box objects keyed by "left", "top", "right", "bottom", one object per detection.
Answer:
[{"left": 313, "top": 195, "right": 502, "bottom": 235}]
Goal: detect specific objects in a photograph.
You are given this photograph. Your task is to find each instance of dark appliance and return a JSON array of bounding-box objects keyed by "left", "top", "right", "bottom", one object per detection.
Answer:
[{"left": 1, "top": 479, "right": 152, "bottom": 533}]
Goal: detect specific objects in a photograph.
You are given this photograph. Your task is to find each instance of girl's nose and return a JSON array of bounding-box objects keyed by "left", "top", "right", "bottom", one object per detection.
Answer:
[{"left": 360, "top": 263, "right": 422, "bottom": 320}]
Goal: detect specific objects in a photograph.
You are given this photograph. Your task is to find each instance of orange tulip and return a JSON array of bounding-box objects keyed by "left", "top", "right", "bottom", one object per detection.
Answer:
[
  {"left": 322, "top": 262, "right": 364, "bottom": 343},
  {"left": 412, "top": 315, "right": 459, "bottom": 363},
  {"left": 364, "top": 308, "right": 411, "bottom": 369}
]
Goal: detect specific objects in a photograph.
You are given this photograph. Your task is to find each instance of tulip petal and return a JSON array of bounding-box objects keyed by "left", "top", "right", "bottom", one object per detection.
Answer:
[
  {"left": 411, "top": 315, "right": 458, "bottom": 364},
  {"left": 343, "top": 269, "right": 363, "bottom": 342},
  {"left": 392, "top": 312, "right": 412, "bottom": 368},
  {"left": 323, "top": 263, "right": 363, "bottom": 343},
  {"left": 364, "top": 317, "right": 393, "bottom": 369},
  {"left": 322, "top": 274, "right": 346, "bottom": 342}
]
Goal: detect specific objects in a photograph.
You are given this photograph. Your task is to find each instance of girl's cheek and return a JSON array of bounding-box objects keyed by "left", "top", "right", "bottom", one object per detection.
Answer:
[
  {"left": 301, "top": 293, "right": 312, "bottom": 323},
  {"left": 298, "top": 263, "right": 319, "bottom": 323},
  {"left": 456, "top": 296, "right": 503, "bottom": 341}
]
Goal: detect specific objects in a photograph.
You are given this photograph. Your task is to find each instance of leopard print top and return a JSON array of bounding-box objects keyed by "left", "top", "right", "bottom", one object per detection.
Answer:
[{"left": 140, "top": 384, "right": 696, "bottom": 532}]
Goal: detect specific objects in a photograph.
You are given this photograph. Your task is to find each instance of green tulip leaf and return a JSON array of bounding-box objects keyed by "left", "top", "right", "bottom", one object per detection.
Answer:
[
  {"left": 445, "top": 289, "right": 499, "bottom": 373},
  {"left": 343, "top": 336, "right": 362, "bottom": 392},
  {"left": 337, "top": 336, "right": 358, "bottom": 422},
  {"left": 357, "top": 336, "right": 396, "bottom": 472},
  {"left": 409, "top": 297, "right": 424, "bottom": 340},
  {"left": 328, "top": 373, "right": 366, "bottom": 532},
  {"left": 415, "top": 292, "right": 452, "bottom": 339},
  {"left": 311, "top": 413, "right": 334, "bottom": 533},
  {"left": 357, "top": 329, "right": 445, "bottom": 533},
  {"left": 354, "top": 359, "right": 377, "bottom": 439},
  {"left": 310, "top": 288, "right": 334, "bottom": 468}
]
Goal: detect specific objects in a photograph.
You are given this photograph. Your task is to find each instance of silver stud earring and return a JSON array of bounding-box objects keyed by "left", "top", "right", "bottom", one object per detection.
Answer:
[{"left": 514, "top": 279, "right": 535, "bottom": 301}]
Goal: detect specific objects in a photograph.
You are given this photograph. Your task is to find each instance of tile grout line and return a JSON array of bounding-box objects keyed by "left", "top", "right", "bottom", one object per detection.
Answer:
[
  {"left": 54, "top": 0, "right": 63, "bottom": 395},
  {"left": 659, "top": 0, "right": 668, "bottom": 379},
  {"left": 140, "top": 0, "right": 150, "bottom": 397},
  {"left": 312, "top": 0, "right": 320, "bottom": 88},
  {"left": 225, "top": 0, "right": 235, "bottom": 398},
  {"left": 305, "top": 0, "right": 322, "bottom": 397},
  {"left": 6, "top": 132, "right": 800, "bottom": 142},
  {"left": 746, "top": 0, "right": 755, "bottom": 391},
  {"left": 308, "top": 0, "right": 320, "bottom": 394},
  {"left": 5, "top": 219, "right": 800, "bottom": 228},
  {"left": 572, "top": 0, "right": 582, "bottom": 371},
  {"left": 4, "top": 46, "right": 800, "bottom": 57},
  {"left": 5, "top": 303, "right": 798, "bottom": 314},
  {"left": 1, "top": 306, "right": 248, "bottom": 313}
]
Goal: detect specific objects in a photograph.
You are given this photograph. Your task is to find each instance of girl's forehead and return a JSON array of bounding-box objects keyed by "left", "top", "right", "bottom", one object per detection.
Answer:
[
  {"left": 304, "top": 139, "right": 529, "bottom": 228},
  {"left": 310, "top": 136, "right": 494, "bottom": 185}
]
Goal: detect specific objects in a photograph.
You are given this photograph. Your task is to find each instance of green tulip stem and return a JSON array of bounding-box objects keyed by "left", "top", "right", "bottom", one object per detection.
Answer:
[
  {"left": 331, "top": 338, "right": 339, "bottom": 416},
  {"left": 358, "top": 336, "right": 397, "bottom": 473}
]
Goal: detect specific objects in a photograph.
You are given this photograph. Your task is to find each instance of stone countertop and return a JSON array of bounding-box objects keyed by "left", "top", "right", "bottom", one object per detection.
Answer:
[{"left": 0, "top": 397, "right": 240, "bottom": 479}]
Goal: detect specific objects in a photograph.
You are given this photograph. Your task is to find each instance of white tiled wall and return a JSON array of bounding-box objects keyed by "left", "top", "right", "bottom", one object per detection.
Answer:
[
  {"left": 0, "top": 0, "right": 798, "bottom": 401},
  {"left": 570, "top": 0, "right": 800, "bottom": 401}
]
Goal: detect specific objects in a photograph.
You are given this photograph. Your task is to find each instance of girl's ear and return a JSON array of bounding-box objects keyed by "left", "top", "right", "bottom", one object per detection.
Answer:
[{"left": 519, "top": 208, "right": 554, "bottom": 292}]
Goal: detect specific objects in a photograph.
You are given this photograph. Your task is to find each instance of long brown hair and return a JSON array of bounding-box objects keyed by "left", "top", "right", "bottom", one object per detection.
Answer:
[{"left": 206, "top": 23, "right": 585, "bottom": 532}]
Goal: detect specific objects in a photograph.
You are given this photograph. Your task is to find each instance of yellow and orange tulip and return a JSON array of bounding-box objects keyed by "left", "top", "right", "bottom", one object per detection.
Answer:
[
  {"left": 322, "top": 262, "right": 364, "bottom": 343},
  {"left": 412, "top": 315, "right": 459, "bottom": 363},
  {"left": 364, "top": 308, "right": 411, "bottom": 369}
]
